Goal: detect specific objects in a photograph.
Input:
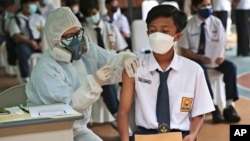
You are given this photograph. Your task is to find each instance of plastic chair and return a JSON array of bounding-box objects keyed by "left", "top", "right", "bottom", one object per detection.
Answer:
[
  {"left": 207, "top": 69, "right": 226, "bottom": 111},
  {"left": 0, "top": 84, "right": 27, "bottom": 108}
]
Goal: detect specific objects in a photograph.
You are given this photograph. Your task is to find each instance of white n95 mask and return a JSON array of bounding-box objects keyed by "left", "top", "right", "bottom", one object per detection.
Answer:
[{"left": 149, "top": 32, "right": 174, "bottom": 54}]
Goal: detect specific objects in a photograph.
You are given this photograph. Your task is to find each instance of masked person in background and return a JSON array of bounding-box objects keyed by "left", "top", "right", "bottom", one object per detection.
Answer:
[
  {"left": 9, "top": 0, "right": 45, "bottom": 83},
  {"left": 118, "top": 5, "right": 215, "bottom": 141},
  {"left": 26, "top": 7, "right": 138, "bottom": 141},
  {"left": 178, "top": 0, "right": 241, "bottom": 124},
  {"left": 102, "top": 0, "right": 132, "bottom": 51},
  {"left": 65, "top": 0, "right": 85, "bottom": 23},
  {"left": 37, "top": 0, "right": 55, "bottom": 19}
]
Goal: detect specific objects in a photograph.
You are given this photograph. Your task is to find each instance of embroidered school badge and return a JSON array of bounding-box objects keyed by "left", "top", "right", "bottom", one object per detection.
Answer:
[
  {"left": 158, "top": 123, "right": 170, "bottom": 133},
  {"left": 180, "top": 97, "right": 193, "bottom": 112}
]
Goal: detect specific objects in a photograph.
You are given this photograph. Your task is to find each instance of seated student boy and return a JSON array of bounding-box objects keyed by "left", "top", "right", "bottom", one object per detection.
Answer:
[{"left": 117, "top": 4, "right": 215, "bottom": 141}]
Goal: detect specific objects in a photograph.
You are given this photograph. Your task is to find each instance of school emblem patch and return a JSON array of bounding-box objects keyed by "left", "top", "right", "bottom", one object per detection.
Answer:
[{"left": 180, "top": 97, "right": 193, "bottom": 112}]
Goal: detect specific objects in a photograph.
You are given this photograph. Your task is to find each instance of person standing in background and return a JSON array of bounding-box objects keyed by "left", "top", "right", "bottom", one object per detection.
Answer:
[
  {"left": 102, "top": 0, "right": 132, "bottom": 51},
  {"left": 232, "top": 0, "right": 250, "bottom": 56},
  {"left": 65, "top": 0, "right": 85, "bottom": 23},
  {"left": 212, "top": 0, "right": 231, "bottom": 31},
  {"left": 212, "top": 0, "right": 232, "bottom": 50},
  {"left": 37, "top": 0, "right": 55, "bottom": 19}
]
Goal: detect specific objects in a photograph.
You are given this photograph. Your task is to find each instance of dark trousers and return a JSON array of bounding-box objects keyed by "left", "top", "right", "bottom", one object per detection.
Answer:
[
  {"left": 194, "top": 60, "right": 239, "bottom": 101},
  {"left": 15, "top": 43, "right": 34, "bottom": 78},
  {"left": 129, "top": 126, "right": 190, "bottom": 141},
  {"left": 0, "top": 35, "right": 5, "bottom": 45},
  {"left": 101, "top": 84, "right": 119, "bottom": 115},
  {"left": 235, "top": 9, "right": 250, "bottom": 56},
  {"left": 213, "top": 11, "right": 228, "bottom": 31}
]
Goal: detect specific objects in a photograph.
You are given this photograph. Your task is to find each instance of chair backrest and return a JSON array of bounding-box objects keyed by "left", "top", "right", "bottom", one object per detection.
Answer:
[
  {"left": 131, "top": 20, "right": 151, "bottom": 54},
  {"left": 0, "top": 84, "right": 27, "bottom": 108}
]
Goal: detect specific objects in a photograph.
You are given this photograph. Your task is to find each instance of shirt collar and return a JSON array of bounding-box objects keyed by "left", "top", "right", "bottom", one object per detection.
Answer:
[
  {"left": 194, "top": 14, "right": 212, "bottom": 27},
  {"left": 148, "top": 52, "right": 180, "bottom": 72},
  {"left": 18, "top": 12, "right": 29, "bottom": 20},
  {"left": 89, "top": 19, "right": 104, "bottom": 30}
]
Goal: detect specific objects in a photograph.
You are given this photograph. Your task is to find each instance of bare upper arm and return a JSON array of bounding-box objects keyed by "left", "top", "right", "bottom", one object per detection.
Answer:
[{"left": 118, "top": 70, "right": 135, "bottom": 115}]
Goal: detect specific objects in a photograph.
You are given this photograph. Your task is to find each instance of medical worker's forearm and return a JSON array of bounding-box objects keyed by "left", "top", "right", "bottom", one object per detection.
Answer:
[{"left": 71, "top": 75, "right": 102, "bottom": 112}]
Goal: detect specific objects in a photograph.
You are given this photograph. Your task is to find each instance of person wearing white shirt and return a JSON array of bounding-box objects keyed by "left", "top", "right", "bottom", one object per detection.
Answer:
[
  {"left": 102, "top": 0, "right": 132, "bottom": 51},
  {"left": 0, "top": 0, "right": 16, "bottom": 67},
  {"left": 65, "top": 0, "right": 85, "bottom": 23},
  {"left": 80, "top": 0, "right": 128, "bottom": 127},
  {"left": 232, "top": 0, "right": 250, "bottom": 56},
  {"left": 9, "top": 0, "right": 45, "bottom": 83},
  {"left": 118, "top": 5, "right": 215, "bottom": 141},
  {"left": 37, "top": 0, "right": 55, "bottom": 19},
  {"left": 212, "top": 0, "right": 231, "bottom": 30},
  {"left": 178, "top": 0, "right": 241, "bottom": 124}
]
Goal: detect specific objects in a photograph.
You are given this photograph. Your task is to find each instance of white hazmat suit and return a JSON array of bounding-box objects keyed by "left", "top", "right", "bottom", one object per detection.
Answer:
[{"left": 26, "top": 7, "right": 137, "bottom": 141}]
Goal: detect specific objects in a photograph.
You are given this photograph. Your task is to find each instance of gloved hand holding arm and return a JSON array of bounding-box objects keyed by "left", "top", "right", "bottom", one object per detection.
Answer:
[
  {"left": 111, "top": 52, "right": 138, "bottom": 78},
  {"left": 71, "top": 64, "right": 111, "bottom": 112}
]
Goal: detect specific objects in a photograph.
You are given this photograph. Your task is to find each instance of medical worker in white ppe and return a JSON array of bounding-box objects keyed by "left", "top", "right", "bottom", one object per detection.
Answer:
[{"left": 26, "top": 7, "right": 137, "bottom": 141}]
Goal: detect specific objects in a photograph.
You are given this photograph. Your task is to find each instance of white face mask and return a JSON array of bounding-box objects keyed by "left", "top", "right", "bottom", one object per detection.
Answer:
[
  {"left": 86, "top": 13, "right": 100, "bottom": 24},
  {"left": 72, "top": 6, "right": 79, "bottom": 14},
  {"left": 148, "top": 32, "right": 175, "bottom": 54}
]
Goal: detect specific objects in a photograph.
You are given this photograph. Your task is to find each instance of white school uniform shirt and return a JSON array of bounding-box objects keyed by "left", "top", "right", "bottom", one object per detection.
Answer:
[
  {"left": 38, "top": 3, "right": 55, "bottom": 19},
  {"left": 236, "top": 0, "right": 250, "bottom": 9},
  {"left": 83, "top": 20, "right": 127, "bottom": 52},
  {"left": 102, "top": 12, "right": 131, "bottom": 37},
  {"left": 9, "top": 12, "right": 45, "bottom": 40},
  {"left": 177, "top": 15, "right": 226, "bottom": 68},
  {"left": 134, "top": 52, "right": 214, "bottom": 131},
  {"left": 212, "top": 0, "right": 231, "bottom": 11}
]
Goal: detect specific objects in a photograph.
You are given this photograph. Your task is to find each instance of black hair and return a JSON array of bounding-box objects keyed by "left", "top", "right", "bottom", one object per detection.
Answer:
[
  {"left": 80, "top": 0, "right": 99, "bottom": 16},
  {"left": 105, "top": 0, "right": 117, "bottom": 4},
  {"left": 0, "top": 0, "right": 15, "bottom": 8},
  {"left": 191, "top": 0, "right": 203, "bottom": 7},
  {"left": 21, "top": 0, "right": 37, "bottom": 5},
  {"left": 146, "top": 5, "right": 187, "bottom": 33},
  {"left": 65, "top": 0, "right": 79, "bottom": 7}
]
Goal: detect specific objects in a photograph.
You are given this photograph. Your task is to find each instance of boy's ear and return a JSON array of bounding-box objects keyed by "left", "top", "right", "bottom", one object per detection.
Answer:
[{"left": 174, "top": 33, "right": 182, "bottom": 42}]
